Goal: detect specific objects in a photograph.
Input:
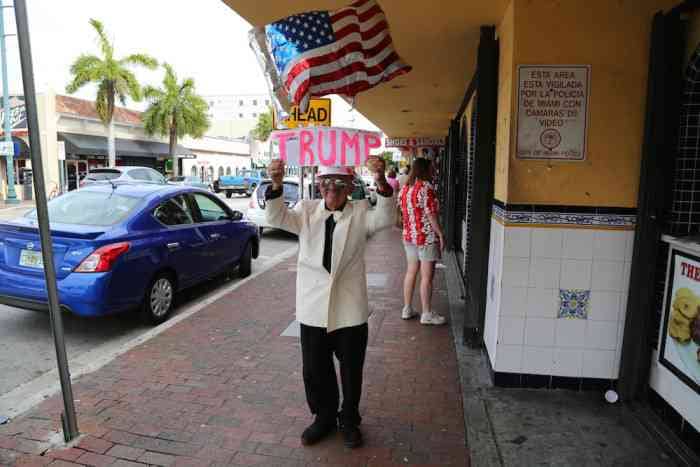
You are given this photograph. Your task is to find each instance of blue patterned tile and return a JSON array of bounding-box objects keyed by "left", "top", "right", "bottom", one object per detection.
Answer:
[{"left": 558, "top": 289, "right": 590, "bottom": 319}]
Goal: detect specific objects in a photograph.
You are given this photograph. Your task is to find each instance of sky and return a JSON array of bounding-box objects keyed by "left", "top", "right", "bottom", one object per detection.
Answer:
[{"left": 1, "top": 0, "right": 379, "bottom": 131}]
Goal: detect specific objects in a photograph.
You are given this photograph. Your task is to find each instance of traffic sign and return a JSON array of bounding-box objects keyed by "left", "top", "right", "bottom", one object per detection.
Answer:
[
  {"left": 0, "top": 141, "right": 14, "bottom": 156},
  {"left": 279, "top": 98, "right": 331, "bottom": 128}
]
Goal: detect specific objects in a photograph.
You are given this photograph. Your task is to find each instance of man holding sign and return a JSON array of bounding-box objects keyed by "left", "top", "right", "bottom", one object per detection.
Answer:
[{"left": 266, "top": 156, "right": 395, "bottom": 448}]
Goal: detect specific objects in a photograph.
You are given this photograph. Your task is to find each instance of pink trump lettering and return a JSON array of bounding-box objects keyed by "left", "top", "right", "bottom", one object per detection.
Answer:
[
  {"left": 273, "top": 131, "right": 296, "bottom": 164},
  {"left": 317, "top": 128, "right": 337, "bottom": 166},
  {"left": 341, "top": 131, "right": 361, "bottom": 166},
  {"left": 299, "top": 130, "right": 315, "bottom": 165},
  {"left": 363, "top": 133, "right": 381, "bottom": 160}
]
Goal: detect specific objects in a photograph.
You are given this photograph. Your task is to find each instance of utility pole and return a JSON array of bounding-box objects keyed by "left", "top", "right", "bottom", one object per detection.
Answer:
[
  {"left": 13, "top": 0, "right": 79, "bottom": 441},
  {"left": 0, "top": 1, "right": 18, "bottom": 204}
]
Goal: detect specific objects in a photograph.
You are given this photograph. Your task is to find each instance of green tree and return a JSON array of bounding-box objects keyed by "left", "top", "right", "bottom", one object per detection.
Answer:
[
  {"left": 252, "top": 106, "right": 273, "bottom": 141},
  {"left": 66, "top": 19, "right": 157, "bottom": 167},
  {"left": 142, "top": 63, "right": 210, "bottom": 176}
]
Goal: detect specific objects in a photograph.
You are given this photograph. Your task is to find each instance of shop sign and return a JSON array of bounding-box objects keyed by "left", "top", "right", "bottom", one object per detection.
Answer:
[
  {"left": 0, "top": 141, "right": 13, "bottom": 156},
  {"left": 660, "top": 247, "right": 700, "bottom": 394},
  {"left": 271, "top": 126, "right": 381, "bottom": 167},
  {"left": 278, "top": 98, "right": 331, "bottom": 128},
  {"left": 385, "top": 136, "right": 445, "bottom": 148},
  {"left": 0, "top": 96, "right": 27, "bottom": 131},
  {"left": 516, "top": 65, "right": 590, "bottom": 161}
]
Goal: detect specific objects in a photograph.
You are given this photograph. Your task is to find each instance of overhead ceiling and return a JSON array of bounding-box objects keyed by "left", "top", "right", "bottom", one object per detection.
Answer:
[{"left": 221, "top": 0, "right": 509, "bottom": 138}]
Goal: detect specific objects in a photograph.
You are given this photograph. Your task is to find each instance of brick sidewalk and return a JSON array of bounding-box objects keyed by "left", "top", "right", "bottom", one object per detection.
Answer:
[{"left": 0, "top": 228, "right": 469, "bottom": 466}]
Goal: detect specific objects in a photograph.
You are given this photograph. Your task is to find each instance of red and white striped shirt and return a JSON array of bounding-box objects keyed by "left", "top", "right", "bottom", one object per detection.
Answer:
[{"left": 399, "top": 180, "right": 439, "bottom": 246}]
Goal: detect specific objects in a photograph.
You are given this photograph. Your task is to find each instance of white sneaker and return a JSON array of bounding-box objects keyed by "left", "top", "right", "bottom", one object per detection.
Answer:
[
  {"left": 420, "top": 311, "right": 446, "bottom": 325},
  {"left": 401, "top": 305, "right": 418, "bottom": 320}
]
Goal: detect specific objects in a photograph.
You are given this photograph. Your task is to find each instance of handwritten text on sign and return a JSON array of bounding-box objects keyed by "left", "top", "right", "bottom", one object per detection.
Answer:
[
  {"left": 516, "top": 65, "right": 590, "bottom": 161},
  {"left": 271, "top": 127, "right": 382, "bottom": 167}
]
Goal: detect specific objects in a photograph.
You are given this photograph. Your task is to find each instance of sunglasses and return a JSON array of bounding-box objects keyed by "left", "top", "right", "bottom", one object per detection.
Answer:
[{"left": 319, "top": 177, "right": 349, "bottom": 189}]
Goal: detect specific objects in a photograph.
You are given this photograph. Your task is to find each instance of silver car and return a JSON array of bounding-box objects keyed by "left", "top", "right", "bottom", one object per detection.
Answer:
[{"left": 80, "top": 166, "right": 167, "bottom": 187}]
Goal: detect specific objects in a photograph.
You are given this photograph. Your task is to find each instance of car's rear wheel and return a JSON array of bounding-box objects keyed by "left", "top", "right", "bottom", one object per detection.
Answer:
[
  {"left": 226, "top": 190, "right": 232, "bottom": 198},
  {"left": 246, "top": 184, "right": 257, "bottom": 197},
  {"left": 142, "top": 272, "right": 175, "bottom": 325},
  {"left": 239, "top": 242, "right": 252, "bottom": 278}
]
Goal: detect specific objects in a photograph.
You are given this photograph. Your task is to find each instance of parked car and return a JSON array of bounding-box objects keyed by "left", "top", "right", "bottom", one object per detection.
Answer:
[
  {"left": 218, "top": 169, "right": 266, "bottom": 198},
  {"left": 247, "top": 175, "right": 372, "bottom": 235},
  {"left": 80, "top": 166, "right": 167, "bottom": 187},
  {"left": 168, "top": 175, "right": 212, "bottom": 191},
  {"left": 0, "top": 183, "right": 259, "bottom": 324}
]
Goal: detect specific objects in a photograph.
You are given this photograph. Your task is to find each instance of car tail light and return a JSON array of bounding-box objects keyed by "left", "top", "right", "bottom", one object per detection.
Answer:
[
  {"left": 75, "top": 242, "right": 130, "bottom": 273},
  {"left": 249, "top": 198, "right": 256, "bottom": 209}
]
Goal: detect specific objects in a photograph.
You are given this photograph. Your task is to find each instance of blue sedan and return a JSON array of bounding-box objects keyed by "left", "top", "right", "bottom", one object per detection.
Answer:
[{"left": 0, "top": 183, "right": 259, "bottom": 324}]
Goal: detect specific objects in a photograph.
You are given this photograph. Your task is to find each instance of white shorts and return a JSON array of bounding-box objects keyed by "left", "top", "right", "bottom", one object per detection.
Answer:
[{"left": 404, "top": 241, "right": 440, "bottom": 263}]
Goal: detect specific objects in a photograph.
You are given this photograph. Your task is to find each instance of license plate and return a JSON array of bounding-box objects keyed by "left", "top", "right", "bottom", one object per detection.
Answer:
[{"left": 19, "top": 249, "right": 44, "bottom": 269}]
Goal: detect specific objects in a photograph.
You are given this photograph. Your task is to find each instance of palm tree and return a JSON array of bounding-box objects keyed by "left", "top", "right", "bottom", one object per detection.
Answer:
[
  {"left": 66, "top": 19, "right": 157, "bottom": 167},
  {"left": 142, "top": 63, "right": 210, "bottom": 177},
  {"left": 252, "top": 107, "right": 273, "bottom": 141}
]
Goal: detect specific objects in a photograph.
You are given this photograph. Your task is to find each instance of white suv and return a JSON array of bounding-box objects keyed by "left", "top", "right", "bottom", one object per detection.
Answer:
[{"left": 80, "top": 166, "right": 167, "bottom": 187}]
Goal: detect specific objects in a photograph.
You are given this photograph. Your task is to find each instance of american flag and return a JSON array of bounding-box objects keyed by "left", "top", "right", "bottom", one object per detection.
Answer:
[{"left": 261, "top": 0, "right": 411, "bottom": 112}]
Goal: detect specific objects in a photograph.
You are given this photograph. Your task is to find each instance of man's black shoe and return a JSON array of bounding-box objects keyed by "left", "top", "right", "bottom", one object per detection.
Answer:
[
  {"left": 339, "top": 423, "right": 363, "bottom": 449},
  {"left": 301, "top": 418, "right": 336, "bottom": 446}
]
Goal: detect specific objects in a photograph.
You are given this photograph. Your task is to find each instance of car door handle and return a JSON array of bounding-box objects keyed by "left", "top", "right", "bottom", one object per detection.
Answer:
[
  {"left": 167, "top": 242, "right": 180, "bottom": 250},
  {"left": 210, "top": 233, "right": 221, "bottom": 240}
]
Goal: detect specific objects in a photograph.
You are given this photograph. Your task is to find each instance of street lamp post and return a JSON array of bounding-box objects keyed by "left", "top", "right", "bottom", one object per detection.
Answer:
[
  {"left": 0, "top": 1, "right": 18, "bottom": 204},
  {"left": 13, "top": 0, "right": 79, "bottom": 441}
]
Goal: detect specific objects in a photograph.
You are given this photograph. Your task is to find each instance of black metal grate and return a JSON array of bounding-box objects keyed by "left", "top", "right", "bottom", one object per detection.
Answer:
[
  {"left": 652, "top": 45, "right": 700, "bottom": 348},
  {"left": 463, "top": 102, "right": 478, "bottom": 276}
]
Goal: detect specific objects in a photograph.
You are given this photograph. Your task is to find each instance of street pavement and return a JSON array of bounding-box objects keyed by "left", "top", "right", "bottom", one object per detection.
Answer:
[
  {"left": 0, "top": 194, "right": 298, "bottom": 408},
  {"left": 0, "top": 227, "right": 471, "bottom": 467}
]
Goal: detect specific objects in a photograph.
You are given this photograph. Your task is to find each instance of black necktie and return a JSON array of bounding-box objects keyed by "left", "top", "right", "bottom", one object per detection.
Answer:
[{"left": 323, "top": 214, "right": 336, "bottom": 273}]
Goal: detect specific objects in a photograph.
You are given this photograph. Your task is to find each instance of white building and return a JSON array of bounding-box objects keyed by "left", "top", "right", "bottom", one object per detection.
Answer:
[{"left": 204, "top": 93, "right": 271, "bottom": 121}]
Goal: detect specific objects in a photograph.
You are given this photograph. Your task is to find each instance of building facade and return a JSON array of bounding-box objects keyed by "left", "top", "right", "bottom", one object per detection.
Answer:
[
  {"left": 0, "top": 90, "right": 252, "bottom": 200},
  {"left": 224, "top": 0, "right": 700, "bottom": 463}
]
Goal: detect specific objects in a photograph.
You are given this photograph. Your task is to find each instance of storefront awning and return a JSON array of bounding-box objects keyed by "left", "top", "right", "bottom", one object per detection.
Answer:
[{"left": 58, "top": 132, "right": 196, "bottom": 159}]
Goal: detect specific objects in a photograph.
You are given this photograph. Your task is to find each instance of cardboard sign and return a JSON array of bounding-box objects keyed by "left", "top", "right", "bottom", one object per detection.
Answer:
[
  {"left": 271, "top": 127, "right": 381, "bottom": 167},
  {"left": 280, "top": 98, "right": 331, "bottom": 128}
]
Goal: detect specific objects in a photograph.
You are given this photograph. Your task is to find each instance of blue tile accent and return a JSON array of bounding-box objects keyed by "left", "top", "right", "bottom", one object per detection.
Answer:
[
  {"left": 559, "top": 289, "right": 590, "bottom": 320},
  {"left": 492, "top": 204, "right": 636, "bottom": 228}
]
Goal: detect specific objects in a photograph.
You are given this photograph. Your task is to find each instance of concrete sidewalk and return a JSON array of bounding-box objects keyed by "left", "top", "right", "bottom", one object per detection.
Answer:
[
  {"left": 0, "top": 227, "right": 675, "bottom": 467},
  {"left": 0, "top": 228, "right": 469, "bottom": 466}
]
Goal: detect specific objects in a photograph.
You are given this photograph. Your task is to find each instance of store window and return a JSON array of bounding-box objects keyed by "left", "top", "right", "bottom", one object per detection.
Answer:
[
  {"left": 226, "top": 167, "right": 232, "bottom": 175},
  {"left": 208, "top": 166, "right": 214, "bottom": 182},
  {"left": 199, "top": 166, "right": 205, "bottom": 182},
  {"left": 239, "top": 100, "right": 244, "bottom": 106},
  {"left": 190, "top": 166, "right": 197, "bottom": 177},
  {"left": 253, "top": 99, "right": 258, "bottom": 106},
  {"left": 218, "top": 166, "right": 224, "bottom": 177}
]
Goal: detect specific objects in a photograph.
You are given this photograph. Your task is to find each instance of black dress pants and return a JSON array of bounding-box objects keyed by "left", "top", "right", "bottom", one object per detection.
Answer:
[{"left": 300, "top": 322, "right": 369, "bottom": 427}]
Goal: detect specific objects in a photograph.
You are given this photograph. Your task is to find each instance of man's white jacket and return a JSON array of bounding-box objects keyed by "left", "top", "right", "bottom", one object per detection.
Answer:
[{"left": 266, "top": 193, "right": 395, "bottom": 332}]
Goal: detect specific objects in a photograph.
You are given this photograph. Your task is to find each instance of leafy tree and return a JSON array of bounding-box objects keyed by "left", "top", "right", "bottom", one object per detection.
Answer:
[
  {"left": 141, "top": 64, "right": 210, "bottom": 177},
  {"left": 66, "top": 19, "right": 157, "bottom": 167},
  {"left": 252, "top": 107, "right": 273, "bottom": 141}
]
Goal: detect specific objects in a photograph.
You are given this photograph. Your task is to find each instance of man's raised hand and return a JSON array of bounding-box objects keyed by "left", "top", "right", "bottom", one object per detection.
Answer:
[{"left": 268, "top": 159, "right": 285, "bottom": 190}]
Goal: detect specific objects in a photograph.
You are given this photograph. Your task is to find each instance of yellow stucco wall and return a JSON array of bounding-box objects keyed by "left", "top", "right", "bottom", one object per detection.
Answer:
[
  {"left": 501, "top": 0, "right": 676, "bottom": 207},
  {"left": 494, "top": 1, "right": 514, "bottom": 203}
]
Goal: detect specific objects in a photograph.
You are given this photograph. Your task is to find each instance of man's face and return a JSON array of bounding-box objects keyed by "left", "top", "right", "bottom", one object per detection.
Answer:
[{"left": 318, "top": 175, "right": 353, "bottom": 210}]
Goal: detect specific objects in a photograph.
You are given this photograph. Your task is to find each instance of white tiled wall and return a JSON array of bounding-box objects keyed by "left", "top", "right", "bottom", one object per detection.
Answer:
[
  {"left": 487, "top": 225, "right": 634, "bottom": 379},
  {"left": 483, "top": 219, "right": 504, "bottom": 366}
]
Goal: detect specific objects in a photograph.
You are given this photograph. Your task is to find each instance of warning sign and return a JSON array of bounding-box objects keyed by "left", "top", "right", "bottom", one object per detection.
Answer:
[
  {"left": 516, "top": 65, "right": 590, "bottom": 161},
  {"left": 279, "top": 98, "right": 331, "bottom": 128}
]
